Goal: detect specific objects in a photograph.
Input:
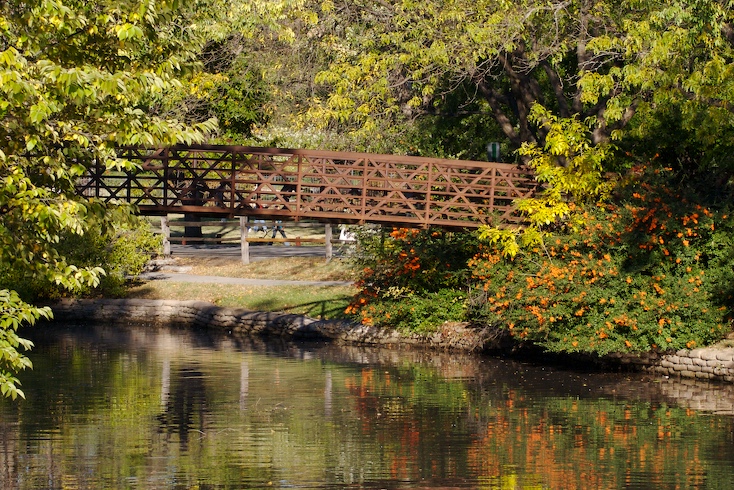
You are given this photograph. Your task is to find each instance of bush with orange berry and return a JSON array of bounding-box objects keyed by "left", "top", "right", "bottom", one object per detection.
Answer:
[
  {"left": 346, "top": 227, "right": 477, "bottom": 332},
  {"left": 467, "top": 165, "right": 734, "bottom": 354}
]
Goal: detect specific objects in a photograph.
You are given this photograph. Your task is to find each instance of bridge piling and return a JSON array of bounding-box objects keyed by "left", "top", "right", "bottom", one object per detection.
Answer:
[
  {"left": 161, "top": 216, "right": 171, "bottom": 256},
  {"left": 240, "top": 216, "right": 249, "bottom": 264},
  {"left": 325, "top": 224, "right": 333, "bottom": 263}
]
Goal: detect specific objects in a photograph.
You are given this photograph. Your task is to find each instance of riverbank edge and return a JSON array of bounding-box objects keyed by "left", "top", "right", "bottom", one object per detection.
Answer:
[{"left": 49, "top": 298, "right": 734, "bottom": 383}]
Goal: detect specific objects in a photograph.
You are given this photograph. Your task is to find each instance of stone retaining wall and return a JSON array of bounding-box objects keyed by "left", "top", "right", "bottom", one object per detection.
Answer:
[
  {"left": 608, "top": 348, "right": 734, "bottom": 383},
  {"left": 49, "top": 298, "right": 501, "bottom": 352},
  {"left": 658, "top": 349, "right": 734, "bottom": 382},
  {"left": 50, "top": 298, "right": 734, "bottom": 383},
  {"left": 51, "top": 298, "right": 320, "bottom": 336}
]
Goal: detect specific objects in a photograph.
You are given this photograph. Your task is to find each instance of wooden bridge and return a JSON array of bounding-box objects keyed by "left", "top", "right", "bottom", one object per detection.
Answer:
[{"left": 77, "top": 144, "right": 537, "bottom": 229}]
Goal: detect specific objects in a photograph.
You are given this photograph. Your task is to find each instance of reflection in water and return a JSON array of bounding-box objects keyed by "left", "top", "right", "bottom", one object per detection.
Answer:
[
  {"left": 160, "top": 359, "right": 170, "bottom": 408},
  {"left": 324, "top": 369, "right": 332, "bottom": 418},
  {"left": 157, "top": 367, "right": 209, "bottom": 450},
  {"left": 0, "top": 323, "right": 733, "bottom": 489},
  {"left": 240, "top": 361, "right": 249, "bottom": 412}
]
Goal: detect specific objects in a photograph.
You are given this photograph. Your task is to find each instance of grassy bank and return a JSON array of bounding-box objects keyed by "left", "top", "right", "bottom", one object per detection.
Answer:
[
  {"left": 170, "top": 256, "right": 358, "bottom": 282},
  {"left": 126, "top": 256, "right": 357, "bottom": 320}
]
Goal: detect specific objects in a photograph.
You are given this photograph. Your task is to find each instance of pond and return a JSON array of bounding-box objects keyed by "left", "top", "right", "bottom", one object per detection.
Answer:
[{"left": 1, "top": 324, "right": 734, "bottom": 489}]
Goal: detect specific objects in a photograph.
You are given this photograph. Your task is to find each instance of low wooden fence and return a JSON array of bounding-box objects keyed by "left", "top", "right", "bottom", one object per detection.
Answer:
[{"left": 158, "top": 217, "right": 352, "bottom": 263}]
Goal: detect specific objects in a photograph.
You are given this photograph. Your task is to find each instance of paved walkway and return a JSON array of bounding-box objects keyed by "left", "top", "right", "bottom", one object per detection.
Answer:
[{"left": 139, "top": 271, "right": 353, "bottom": 287}]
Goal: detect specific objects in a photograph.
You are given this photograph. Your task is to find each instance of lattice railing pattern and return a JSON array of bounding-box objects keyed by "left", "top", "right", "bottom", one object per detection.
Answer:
[{"left": 77, "top": 144, "right": 538, "bottom": 229}]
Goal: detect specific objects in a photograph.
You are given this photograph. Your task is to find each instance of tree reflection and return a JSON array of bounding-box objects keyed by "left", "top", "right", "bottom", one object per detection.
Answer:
[
  {"left": 157, "top": 366, "right": 209, "bottom": 450},
  {"left": 3, "top": 325, "right": 734, "bottom": 489}
]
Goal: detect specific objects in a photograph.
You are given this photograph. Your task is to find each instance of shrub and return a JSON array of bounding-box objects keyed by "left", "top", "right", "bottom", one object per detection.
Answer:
[
  {"left": 348, "top": 288, "right": 468, "bottom": 334},
  {"left": 2, "top": 216, "right": 161, "bottom": 300},
  {"left": 346, "top": 227, "right": 478, "bottom": 331},
  {"left": 94, "top": 220, "right": 162, "bottom": 296},
  {"left": 467, "top": 165, "right": 734, "bottom": 354}
]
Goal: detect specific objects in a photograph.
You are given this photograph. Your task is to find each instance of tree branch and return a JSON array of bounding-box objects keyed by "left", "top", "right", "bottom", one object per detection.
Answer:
[
  {"left": 541, "top": 60, "right": 571, "bottom": 117},
  {"left": 722, "top": 22, "right": 734, "bottom": 47},
  {"left": 592, "top": 98, "right": 640, "bottom": 145},
  {"left": 499, "top": 51, "right": 547, "bottom": 145},
  {"left": 476, "top": 79, "right": 525, "bottom": 147}
]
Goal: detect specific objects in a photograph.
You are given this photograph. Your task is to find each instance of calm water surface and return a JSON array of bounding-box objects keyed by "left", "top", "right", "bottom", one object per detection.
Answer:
[{"left": 1, "top": 324, "right": 734, "bottom": 489}]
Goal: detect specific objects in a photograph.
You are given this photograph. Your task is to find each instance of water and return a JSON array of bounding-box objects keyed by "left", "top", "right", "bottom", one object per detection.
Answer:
[{"left": 1, "top": 324, "right": 734, "bottom": 489}]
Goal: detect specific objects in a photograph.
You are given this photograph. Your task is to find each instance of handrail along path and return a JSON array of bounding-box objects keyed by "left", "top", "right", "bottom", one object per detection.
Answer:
[{"left": 77, "top": 144, "right": 538, "bottom": 229}]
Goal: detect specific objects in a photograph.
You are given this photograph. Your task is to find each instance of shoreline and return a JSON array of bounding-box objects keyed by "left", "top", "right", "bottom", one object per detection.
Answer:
[{"left": 50, "top": 297, "right": 734, "bottom": 383}]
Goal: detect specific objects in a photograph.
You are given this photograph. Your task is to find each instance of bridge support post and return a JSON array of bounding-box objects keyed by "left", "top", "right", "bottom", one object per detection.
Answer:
[
  {"left": 161, "top": 216, "right": 171, "bottom": 257},
  {"left": 240, "top": 216, "right": 250, "bottom": 264},
  {"left": 325, "top": 223, "right": 332, "bottom": 263}
]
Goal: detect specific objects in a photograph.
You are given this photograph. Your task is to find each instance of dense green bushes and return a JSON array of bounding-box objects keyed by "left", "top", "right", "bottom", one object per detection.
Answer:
[
  {"left": 63, "top": 218, "right": 161, "bottom": 297},
  {"left": 346, "top": 227, "right": 478, "bottom": 333},
  {"left": 347, "top": 166, "right": 734, "bottom": 354},
  {"left": 469, "top": 166, "right": 734, "bottom": 354},
  {"left": 2, "top": 216, "right": 160, "bottom": 301}
]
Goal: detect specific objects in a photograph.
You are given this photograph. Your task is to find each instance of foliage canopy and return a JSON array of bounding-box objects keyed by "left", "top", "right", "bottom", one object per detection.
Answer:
[
  {"left": 0, "top": 0, "right": 220, "bottom": 398},
  {"left": 306, "top": 1, "right": 734, "bottom": 168}
]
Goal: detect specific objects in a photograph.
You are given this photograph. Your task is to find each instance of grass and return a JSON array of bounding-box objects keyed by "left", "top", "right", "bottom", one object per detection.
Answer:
[
  {"left": 125, "top": 256, "right": 358, "bottom": 320},
  {"left": 172, "top": 255, "right": 359, "bottom": 282}
]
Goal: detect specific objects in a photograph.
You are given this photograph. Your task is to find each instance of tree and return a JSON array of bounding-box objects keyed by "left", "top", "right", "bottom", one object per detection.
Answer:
[
  {"left": 308, "top": 1, "right": 734, "bottom": 163},
  {"left": 308, "top": 1, "right": 650, "bottom": 152},
  {"left": 0, "top": 0, "right": 220, "bottom": 398},
  {"left": 160, "top": 35, "right": 271, "bottom": 143},
  {"left": 485, "top": 0, "right": 734, "bottom": 253},
  {"left": 584, "top": 1, "right": 734, "bottom": 170}
]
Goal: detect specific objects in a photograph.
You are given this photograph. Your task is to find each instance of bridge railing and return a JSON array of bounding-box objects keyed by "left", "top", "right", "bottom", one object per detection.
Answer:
[{"left": 77, "top": 144, "right": 538, "bottom": 229}]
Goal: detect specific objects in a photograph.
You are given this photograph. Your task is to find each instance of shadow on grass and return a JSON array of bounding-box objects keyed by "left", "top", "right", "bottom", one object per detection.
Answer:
[
  {"left": 124, "top": 282, "right": 355, "bottom": 321},
  {"left": 249, "top": 295, "right": 354, "bottom": 320}
]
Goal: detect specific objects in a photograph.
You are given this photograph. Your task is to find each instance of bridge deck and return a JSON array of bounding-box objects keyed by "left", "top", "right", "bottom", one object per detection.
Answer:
[{"left": 78, "top": 144, "right": 537, "bottom": 229}]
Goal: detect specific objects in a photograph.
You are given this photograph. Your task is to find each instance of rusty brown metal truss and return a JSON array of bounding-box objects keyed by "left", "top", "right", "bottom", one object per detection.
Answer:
[{"left": 76, "top": 144, "right": 538, "bottom": 229}]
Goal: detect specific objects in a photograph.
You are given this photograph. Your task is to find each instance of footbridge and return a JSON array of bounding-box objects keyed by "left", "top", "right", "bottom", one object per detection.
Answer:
[{"left": 78, "top": 144, "right": 537, "bottom": 229}]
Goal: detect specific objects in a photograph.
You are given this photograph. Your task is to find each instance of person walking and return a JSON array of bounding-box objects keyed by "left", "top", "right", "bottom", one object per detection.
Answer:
[{"left": 269, "top": 221, "right": 288, "bottom": 246}]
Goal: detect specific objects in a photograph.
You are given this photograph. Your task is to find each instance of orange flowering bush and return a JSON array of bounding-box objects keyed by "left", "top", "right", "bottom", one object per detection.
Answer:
[
  {"left": 346, "top": 227, "right": 478, "bottom": 331},
  {"left": 468, "top": 165, "right": 734, "bottom": 354}
]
